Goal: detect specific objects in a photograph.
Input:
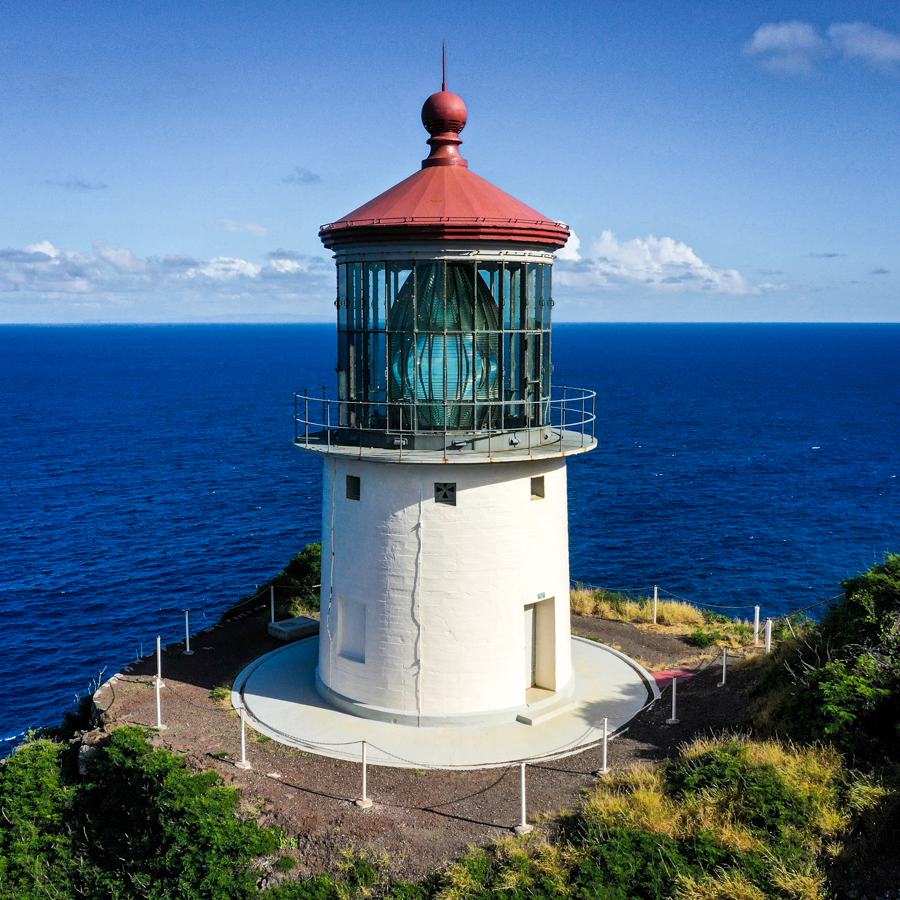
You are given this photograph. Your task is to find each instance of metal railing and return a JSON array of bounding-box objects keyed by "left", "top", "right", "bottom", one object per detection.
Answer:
[{"left": 293, "top": 385, "right": 596, "bottom": 458}]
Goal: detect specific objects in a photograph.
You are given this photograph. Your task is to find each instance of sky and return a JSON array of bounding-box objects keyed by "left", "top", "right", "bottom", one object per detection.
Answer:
[{"left": 1, "top": 0, "right": 898, "bottom": 323}]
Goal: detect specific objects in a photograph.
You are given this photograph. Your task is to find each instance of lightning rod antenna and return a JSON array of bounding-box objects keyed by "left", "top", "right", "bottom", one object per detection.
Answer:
[{"left": 442, "top": 41, "right": 447, "bottom": 91}]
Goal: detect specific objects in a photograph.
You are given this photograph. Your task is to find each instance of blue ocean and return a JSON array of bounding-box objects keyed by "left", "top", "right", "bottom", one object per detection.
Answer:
[{"left": 1, "top": 324, "right": 898, "bottom": 750}]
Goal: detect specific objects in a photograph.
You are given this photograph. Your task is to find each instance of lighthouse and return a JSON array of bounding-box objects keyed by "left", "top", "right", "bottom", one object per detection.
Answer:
[
  {"left": 235, "top": 76, "right": 658, "bottom": 766},
  {"left": 296, "top": 79, "right": 596, "bottom": 728}
]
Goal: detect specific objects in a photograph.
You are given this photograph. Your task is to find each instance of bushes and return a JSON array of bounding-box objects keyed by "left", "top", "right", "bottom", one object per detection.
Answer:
[
  {"left": 415, "top": 736, "right": 863, "bottom": 900},
  {"left": 754, "top": 553, "right": 900, "bottom": 766},
  {"left": 0, "top": 727, "right": 277, "bottom": 900}
]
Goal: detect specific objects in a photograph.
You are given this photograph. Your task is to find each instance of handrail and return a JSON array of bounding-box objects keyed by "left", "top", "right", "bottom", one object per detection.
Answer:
[{"left": 293, "top": 385, "right": 596, "bottom": 456}]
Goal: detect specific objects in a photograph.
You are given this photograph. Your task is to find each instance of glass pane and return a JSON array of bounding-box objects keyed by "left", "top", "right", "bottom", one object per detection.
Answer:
[
  {"left": 526, "top": 263, "right": 540, "bottom": 330},
  {"left": 348, "top": 263, "right": 364, "bottom": 330},
  {"left": 377, "top": 263, "right": 387, "bottom": 329},
  {"left": 541, "top": 264, "right": 552, "bottom": 329},
  {"left": 337, "top": 264, "right": 348, "bottom": 329},
  {"left": 447, "top": 262, "right": 475, "bottom": 331},
  {"left": 367, "top": 261, "right": 385, "bottom": 331},
  {"left": 504, "top": 264, "right": 524, "bottom": 330}
]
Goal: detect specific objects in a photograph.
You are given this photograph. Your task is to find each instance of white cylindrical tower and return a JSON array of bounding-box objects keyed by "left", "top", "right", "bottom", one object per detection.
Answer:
[{"left": 296, "top": 82, "right": 596, "bottom": 727}]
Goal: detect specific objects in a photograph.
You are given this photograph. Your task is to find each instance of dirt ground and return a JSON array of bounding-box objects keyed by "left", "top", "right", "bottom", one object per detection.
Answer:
[{"left": 96, "top": 608, "right": 763, "bottom": 887}]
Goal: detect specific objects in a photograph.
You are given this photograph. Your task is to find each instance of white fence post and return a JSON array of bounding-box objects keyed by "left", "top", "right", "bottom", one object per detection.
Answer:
[
  {"left": 718, "top": 647, "right": 728, "bottom": 687},
  {"left": 155, "top": 635, "right": 166, "bottom": 730},
  {"left": 183, "top": 610, "right": 194, "bottom": 655},
  {"left": 514, "top": 763, "right": 533, "bottom": 834},
  {"left": 594, "top": 716, "right": 610, "bottom": 775},
  {"left": 765, "top": 619, "right": 773, "bottom": 653},
  {"left": 236, "top": 707, "right": 251, "bottom": 770},
  {"left": 653, "top": 585, "right": 658, "bottom": 625},
  {"left": 270, "top": 586, "right": 275, "bottom": 624},
  {"left": 666, "top": 676, "right": 680, "bottom": 725},
  {"left": 355, "top": 741, "right": 373, "bottom": 808},
  {"left": 754, "top": 605, "right": 760, "bottom": 646}
]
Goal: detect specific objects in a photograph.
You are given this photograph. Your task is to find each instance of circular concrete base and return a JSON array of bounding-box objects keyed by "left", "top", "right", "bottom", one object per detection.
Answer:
[{"left": 232, "top": 636, "right": 660, "bottom": 770}]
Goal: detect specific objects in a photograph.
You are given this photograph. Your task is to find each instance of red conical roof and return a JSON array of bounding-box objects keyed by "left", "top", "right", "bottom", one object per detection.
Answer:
[{"left": 319, "top": 86, "right": 569, "bottom": 251}]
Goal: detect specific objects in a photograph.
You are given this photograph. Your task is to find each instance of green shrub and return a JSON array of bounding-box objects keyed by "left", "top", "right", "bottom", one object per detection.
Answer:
[
  {"left": 686, "top": 627, "right": 722, "bottom": 648},
  {"left": 275, "top": 856, "right": 297, "bottom": 872},
  {"left": 754, "top": 553, "right": 900, "bottom": 766},
  {"left": 0, "top": 727, "right": 278, "bottom": 900}
]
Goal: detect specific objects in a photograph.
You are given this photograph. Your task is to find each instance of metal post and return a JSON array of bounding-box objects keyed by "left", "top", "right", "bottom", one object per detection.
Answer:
[
  {"left": 270, "top": 586, "right": 275, "bottom": 624},
  {"left": 718, "top": 647, "right": 728, "bottom": 687},
  {"left": 594, "top": 716, "right": 609, "bottom": 775},
  {"left": 754, "top": 605, "right": 760, "bottom": 646},
  {"left": 765, "top": 618, "right": 772, "bottom": 653},
  {"left": 653, "top": 585, "right": 658, "bottom": 625},
  {"left": 666, "top": 676, "right": 680, "bottom": 725},
  {"left": 304, "top": 391, "right": 309, "bottom": 447},
  {"left": 514, "top": 763, "right": 533, "bottom": 834},
  {"left": 155, "top": 636, "right": 166, "bottom": 729},
  {"left": 355, "top": 741, "right": 373, "bottom": 808},
  {"left": 183, "top": 610, "right": 193, "bottom": 655},
  {"left": 235, "top": 707, "right": 251, "bottom": 770},
  {"left": 602, "top": 716, "right": 608, "bottom": 773}
]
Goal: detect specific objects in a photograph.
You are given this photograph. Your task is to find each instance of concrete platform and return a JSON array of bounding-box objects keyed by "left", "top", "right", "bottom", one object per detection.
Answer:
[
  {"left": 267, "top": 616, "right": 319, "bottom": 643},
  {"left": 233, "top": 636, "right": 659, "bottom": 770}
]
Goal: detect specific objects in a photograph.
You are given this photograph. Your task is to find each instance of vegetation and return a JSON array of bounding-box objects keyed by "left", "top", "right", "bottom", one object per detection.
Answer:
[
  {"left": 260, "top": 737, "right": 884, "bottom": 900},
  {"left": 0, "top": 726, "right": 277, "bottom": 900},
  {"left": 754, "top": 553, "right": 900, "bottom": 766},
  {"left": 224, "top": 543, "right": 322, "bottom": 621},
  {"left": 570, "top": 585, "right": 758, "bottom": 647}
]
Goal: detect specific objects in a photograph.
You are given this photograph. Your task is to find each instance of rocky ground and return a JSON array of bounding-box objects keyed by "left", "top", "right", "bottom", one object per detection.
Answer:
[{"left": 95, "top": 607, "right": 765, "bottom": 888}]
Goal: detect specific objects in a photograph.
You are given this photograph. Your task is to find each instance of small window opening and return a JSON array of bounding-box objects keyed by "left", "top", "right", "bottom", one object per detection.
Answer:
[
  {"left": 435, "top": 482, "right": 457, "bottom": 505},
  {"left": 531, "top": 476, "right": 545, "bottom": 500},
  {"left": 346, "top": 474, "right": 361, "bottom": 500}
]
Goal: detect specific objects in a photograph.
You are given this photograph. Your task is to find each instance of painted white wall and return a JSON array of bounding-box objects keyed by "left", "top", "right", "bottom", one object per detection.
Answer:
[{"left": 317, "top": 456, "right": 572, "bottom": 724}]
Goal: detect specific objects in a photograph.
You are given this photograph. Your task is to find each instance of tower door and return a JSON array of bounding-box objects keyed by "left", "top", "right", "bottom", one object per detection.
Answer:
[{"left": 523, "top": 603, "right": 537, "bottom": 688}]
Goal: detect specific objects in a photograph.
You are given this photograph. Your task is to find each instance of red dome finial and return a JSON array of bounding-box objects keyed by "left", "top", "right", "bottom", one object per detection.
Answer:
[{"left": 421, "top": 43, "right": 468, "bottom": 168}]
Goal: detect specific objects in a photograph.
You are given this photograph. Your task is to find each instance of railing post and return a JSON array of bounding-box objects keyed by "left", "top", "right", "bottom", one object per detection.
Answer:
[
  {"left": 754, "top": 605, "right": 760, "bottom": 646},
  {"left": 653, "top": 585, "right": 658, "bottom": 625},
  {"left": 236, "top": 706, "right": 251, "bottom": 770},
  {"left": 666, "top": 676, "right": 679, "bottom": 725},
  {"left": 514, "top": 763, "right": 533, "bottom": 834},
  {"left": 183, "top": 609, "right": 193, "bottom": 655},
  {"left": 355, "top": 741, "right": 373, "bottom": 808},
  {"left": 594, "top": 716, "right": 609, "bottom": 775},
  {"left": 155, "top": 635, "right": 166, "bottom": 730},
  {"left": 581, "top": 389, "right": 585, "bottom": 447},
  {"left": 270, "top": 586, "right": 275, "bottom": 624},
  {"left": 718, "top": 646, "right": 728, "bottom": 687},
  {"left": 765, "top": 619, "right": 773, "bottom": 653},
  {"left": 326, "top": 389, "right": 331, "bottom": 451},
  {"left": 304, "top": 390, "right": 309, "bottom": 447}
]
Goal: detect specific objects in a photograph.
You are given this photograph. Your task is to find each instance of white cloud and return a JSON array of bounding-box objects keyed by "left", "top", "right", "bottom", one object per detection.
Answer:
[
  {"left": 747, "top": 20, "right": 900, "bottom": 74},
  {"left": 218, "top": 219, "right": 272, "bottom": 236},
  {"left": 24, "top": 240, "right": 60, "bottom": 258},
  {"left": 93, "top": 240, "right": 147, "bottom": 273},
  {"left": 828, "top": 22, "right": 900, "bottom": 72},
  {"left": 556, "top": 230, "right": 581, "bottom": 261},
  {"left": 554, "top": 230, "right": 769, "bottom": 295},
  {"left": 198, "top": 257, "right": 262, "bottom": 279},
  {"left": 0, "top": 240, "right": 332, "bottom": 317},
  {"left": 744, "top": 21, "right": 830, "bottom": 73}
]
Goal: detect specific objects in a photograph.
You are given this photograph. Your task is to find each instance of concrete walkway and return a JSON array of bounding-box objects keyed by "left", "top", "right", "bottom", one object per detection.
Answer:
[{"left": 233, "top": 636, "right": 660, "bottom": 770}]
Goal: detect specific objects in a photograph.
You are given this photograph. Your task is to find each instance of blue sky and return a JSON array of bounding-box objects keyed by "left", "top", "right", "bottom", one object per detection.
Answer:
[{"left": 1, "top": 0, "right": 898, "bottom": 323}]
